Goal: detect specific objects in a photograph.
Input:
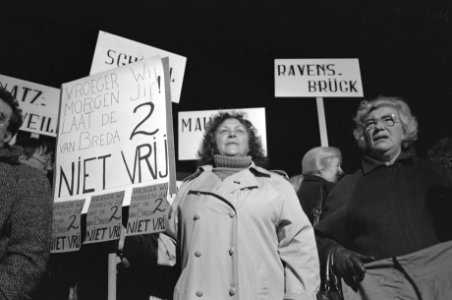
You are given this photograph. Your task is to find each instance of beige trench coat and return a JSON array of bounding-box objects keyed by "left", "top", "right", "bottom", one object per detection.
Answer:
[{"left": 160, "top": 164, "right": 320, "bottom": 300}]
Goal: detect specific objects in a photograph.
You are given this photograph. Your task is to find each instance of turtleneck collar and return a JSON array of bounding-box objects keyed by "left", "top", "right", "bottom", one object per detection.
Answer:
[
  {"left": 212, "top": 155, "right": 252, "bottom": 181},
  {"left": 213, "top": 154, "right": 252, "bottom": 169}
]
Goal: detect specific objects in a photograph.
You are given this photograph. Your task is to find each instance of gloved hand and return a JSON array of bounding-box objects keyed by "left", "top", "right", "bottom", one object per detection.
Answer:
[{"left": 331, "top": 246, "right": 375, "bottom": 291}]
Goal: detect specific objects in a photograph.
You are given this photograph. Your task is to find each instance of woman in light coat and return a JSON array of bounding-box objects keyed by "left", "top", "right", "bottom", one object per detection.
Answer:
[{"left": 160, "top": 112, "right": 320, "bottom": 300}]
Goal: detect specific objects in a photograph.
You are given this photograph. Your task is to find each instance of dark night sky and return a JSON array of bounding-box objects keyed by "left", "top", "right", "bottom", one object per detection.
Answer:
[{"left": 1, "top": 0, "right": 451, "bottom": 176}]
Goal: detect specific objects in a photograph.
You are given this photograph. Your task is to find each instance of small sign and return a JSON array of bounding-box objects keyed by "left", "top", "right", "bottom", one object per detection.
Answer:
[
  {"left": 51, "top": 199, "right": 85, "bottom": 253},
  {"left": 84, "top": 191, "right": 124, "bottom": 244},
  {"left": 274, "top": 58, "right": 363, "bottom": 97},
  {"left": 126, "top": 183, "right": 169, "bottom": 235},
  {"left": 0, "top": 74, "right": 60, "bottom": 136}
]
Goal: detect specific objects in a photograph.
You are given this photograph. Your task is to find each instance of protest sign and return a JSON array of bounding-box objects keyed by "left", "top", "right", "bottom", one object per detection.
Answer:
[
  {"left": 0, "top": 74, "right": 60, "bottom": 137},
  {"left": 90, "top": 30, "right": 186, "bottom": 104},
  {"left": 274, "top": 58, "right": 363, "bottom": 98},
  {"left": 84, "top": 191, "right": 124, "bottom": 244},
  {"left": 178, "top": 108, "right": 267, "bottom": 161},
  {"left": 275, "top": 58, "right": 364, "bottom": 146},
  {"left": 55, "top": 56, "right": 176, "bottom": 221},
  {"left": 126, "top": 182, "right": 169, "bottom": 236},
  {"left": 51, "top": 199, "right": 85, "bottom": 252}
]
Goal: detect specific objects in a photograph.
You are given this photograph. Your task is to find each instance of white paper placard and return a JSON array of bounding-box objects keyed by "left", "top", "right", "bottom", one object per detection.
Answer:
[
  {"left": 55, "top": 56, "right": 174, "bottom": 214},
  {"left": 0, "top": 74, "right": 60, "bottom": 137},
  {"left": 275, "top": 58, "right": 363, "bottom": 98},
  {"left": 90, "top": 30, "right": 186, "bottom": 104}
]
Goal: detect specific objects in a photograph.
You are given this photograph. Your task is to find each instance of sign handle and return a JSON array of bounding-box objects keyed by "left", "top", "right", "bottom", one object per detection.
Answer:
[
  {"left": 108, "top": 252, "right": 117, "bottom": 300},
  {"left": 316, "top": 97, "right": 329, "bottom": 147}
]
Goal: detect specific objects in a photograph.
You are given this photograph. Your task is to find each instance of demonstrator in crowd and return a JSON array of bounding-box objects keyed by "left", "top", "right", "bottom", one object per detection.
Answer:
[
  {"left": 315, "top": 96, "right": 452, "bottom": 299},
  {"left": 0, "top": 87, "right": 53, "bottom": 299},
  {"left": 297, "top": 146, "right": 343, "bottom": 224},
  {"left": 159, "top": 111, "right": 320, "bottom": 299}
]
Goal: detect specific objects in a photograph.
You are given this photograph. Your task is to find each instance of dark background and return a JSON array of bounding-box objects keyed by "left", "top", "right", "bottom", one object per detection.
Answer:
[{"left": 1, "top": 0, "right": 451, "bottom": 176}]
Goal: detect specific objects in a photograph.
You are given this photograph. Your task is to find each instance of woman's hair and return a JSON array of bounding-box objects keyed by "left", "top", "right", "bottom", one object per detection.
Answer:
[
  {"left": 352, "top": 96, "right": 418, "bottom": 150},
  {"left": 18, "top": 138, "right": 52, "bottom": 159},
  {"left": 197, "top": 111, "right": 266, "bottom": 166},
  {"left": 302, "top": 146, "right": 342, "bottom": 175},
  {"left": 0, "top": 87, "right": 23, "bottom": 135}
]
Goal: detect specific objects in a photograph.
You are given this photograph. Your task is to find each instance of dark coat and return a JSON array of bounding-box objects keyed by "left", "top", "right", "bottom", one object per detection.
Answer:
[
  {"left": 296, "top": 174, "right": 335, "bottom": 224},
  {"left": 315, "top": 153, "right": 452, "bottom": 262},
  {"left": 0, "top": 147, "right": 52, "bottom": 300}
]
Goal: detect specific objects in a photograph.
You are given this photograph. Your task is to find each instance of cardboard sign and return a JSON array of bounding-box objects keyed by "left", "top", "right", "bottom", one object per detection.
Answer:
[
  {"left": 89, "top": 30, "right": 186, "bottom": 104},
  {"left": 55, "top": 56, "right": 175, "bottom": 214},
  {"left": 178, "top": 108, "right": 267, "bottom": 161},
  {"left": 51, "top": 199, "right": 85, "bottom": 252},
  {"left": 274, "top": 59, "right": 363, "bottom": 97},
  {"left": 0, "top": 74, "right": 60, "bottom": 137},
  {"left": 84, "top": 191, "right": 124, "bottom": 244},
  {"left": 126, "top": 183, "right": 169, "bottom": 236}
]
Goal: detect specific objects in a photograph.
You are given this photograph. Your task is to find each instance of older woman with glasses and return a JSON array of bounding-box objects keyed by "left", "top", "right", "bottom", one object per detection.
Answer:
[{"left": 315, "top": 96, "right": 452, "bottom": 299}]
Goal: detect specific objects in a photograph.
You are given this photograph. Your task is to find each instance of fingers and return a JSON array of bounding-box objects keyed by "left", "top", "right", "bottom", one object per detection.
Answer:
[
  {"left": 342, "top": 255, "right": 366, "bottom": 286},
  {"left": 350, "top": 255, "right": 367, "bottom": 275},
  {"left": 357, "top": 253, "right": 376, "bottom": 263}
]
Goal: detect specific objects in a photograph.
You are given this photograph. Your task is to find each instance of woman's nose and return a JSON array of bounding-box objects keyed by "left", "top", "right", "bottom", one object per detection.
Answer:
[{"left": 374, "top": 119, "right": 385, "bottom": 129}]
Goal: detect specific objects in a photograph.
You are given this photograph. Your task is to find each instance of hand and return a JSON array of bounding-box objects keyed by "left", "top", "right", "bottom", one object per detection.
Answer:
[{"left": 332, "top": 246, "right": 375, "bottom": 291}]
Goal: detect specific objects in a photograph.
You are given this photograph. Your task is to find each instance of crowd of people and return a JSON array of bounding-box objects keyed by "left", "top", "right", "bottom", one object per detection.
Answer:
[{"left": 1, "top": 85, "right": 452, "bottom": 300}]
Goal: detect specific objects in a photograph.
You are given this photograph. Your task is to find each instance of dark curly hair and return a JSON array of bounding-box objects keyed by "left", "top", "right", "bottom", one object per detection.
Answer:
[
  {"left": 197, "top": 111, "right": 267, "bottom": 167},
  {"left": 0, "top": 87, "right": 23, "bottom": 135}
]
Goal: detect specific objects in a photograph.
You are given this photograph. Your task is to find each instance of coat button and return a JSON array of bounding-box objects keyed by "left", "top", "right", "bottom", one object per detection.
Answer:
[
  {"left": 194, "top": 214, "right": 200, "bottom": 220},
  {"left": 228, "top": 212, "right": 235, "bottom": 218},
  {"left": 229, "top": 247, "right": 234, "bottom": 256},
  {"left": 194, "top": 251, "right": 202, "bottom": 257},
  {"left": 229, "top": 287, "right": 236, "bottom": 296},
  {"left": 196, "top": 290, "right": 203, "bottom": 297}
]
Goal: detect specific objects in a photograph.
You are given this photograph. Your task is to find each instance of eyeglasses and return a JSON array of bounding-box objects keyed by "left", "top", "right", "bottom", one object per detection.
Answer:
[
  {"left": 363, "top": 113, "right": 400, "bottom": 130},
  {"left": 0, "top": 110, "right": 10, "bottom": 127}
]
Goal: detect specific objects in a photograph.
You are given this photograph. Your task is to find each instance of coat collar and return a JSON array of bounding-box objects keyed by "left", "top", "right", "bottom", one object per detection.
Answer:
[
  {"left": 361, "top": 151, "right": 415, "bottom": 174},
  {"left": 189, "top": 163, "right": 267, "bottom": 194}
]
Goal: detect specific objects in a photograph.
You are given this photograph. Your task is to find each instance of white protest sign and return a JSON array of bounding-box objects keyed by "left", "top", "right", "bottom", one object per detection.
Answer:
[
  {"left": 274, "top": 59, "right": 363, "bottom": 98},
  {"left": 89, "top": 30, "right": 186, "bottom": 104},
  {"left": 178, "top": 108, "right": 267, "bottom": 161},
  {"left": 55, "top": 56, "right": 175, "bottom": 214},
  {"left": 0, "top": 74, "right": 60, "bottom": 137},
  {"left": 51, "top": 199, "right": 85, "bottom": 253},
  {"left": 84, "top": 191, "right": 124, "bottom": 244},
  {"left": 126, "top": 183, "right": 169, "bottom": 236}
]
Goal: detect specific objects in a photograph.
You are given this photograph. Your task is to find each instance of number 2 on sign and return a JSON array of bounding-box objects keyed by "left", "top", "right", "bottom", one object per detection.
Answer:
[
  {"left": 109, "top": 206, "right": 121, "bottom": 221},
  {"left": 130, "top": 102, "right": 159, "bottom": 140}
]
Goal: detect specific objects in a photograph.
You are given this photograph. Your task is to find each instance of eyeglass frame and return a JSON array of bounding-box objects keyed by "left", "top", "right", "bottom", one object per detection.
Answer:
[
  {"left": 362, "top": 113, "right": 401, "bottom": 130},
  {"left": 0, "top": 110, "right": 10, "bottom": 128}
]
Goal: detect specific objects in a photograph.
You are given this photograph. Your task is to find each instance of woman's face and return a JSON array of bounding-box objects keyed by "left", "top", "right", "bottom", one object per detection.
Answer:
[
  {"left": 215, "top": 118, "right": 250, "bottom": 157},
  {"left": 363, "top": 105, "right": 404, "bottom": 161}
]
